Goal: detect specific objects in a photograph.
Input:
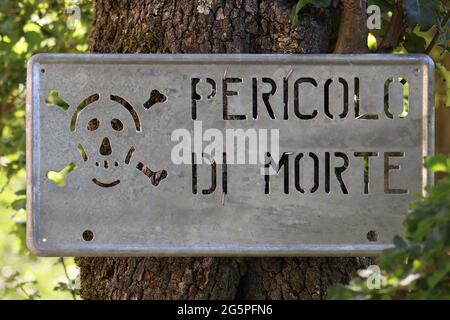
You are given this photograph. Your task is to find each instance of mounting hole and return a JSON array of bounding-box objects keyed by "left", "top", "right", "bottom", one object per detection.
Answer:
[
  {"left": 41, "top": 68, "right": 45, "bottom": 74},
  {"left": 367, "top": 230, "right": 379, "bottom": 242},
  {"left": 82, "top": 230, "right": 94, "bottom": 242}
]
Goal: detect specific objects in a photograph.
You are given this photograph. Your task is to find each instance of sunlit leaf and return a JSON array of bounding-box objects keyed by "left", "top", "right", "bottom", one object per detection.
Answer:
[{"left": 425, "top": 154, "right": 449, "bottom": 173}]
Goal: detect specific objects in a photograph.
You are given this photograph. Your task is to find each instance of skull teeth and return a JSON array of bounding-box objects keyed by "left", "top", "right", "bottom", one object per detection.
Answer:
[{"left": 94, "top": 160, "right": 119, "bottom": 168}]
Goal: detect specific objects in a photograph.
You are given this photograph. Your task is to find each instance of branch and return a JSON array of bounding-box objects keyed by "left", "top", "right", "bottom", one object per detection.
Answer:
[
  {"left": 58, "top": 257, "right": 77, "bottom": 300},
  {"left": 334, "top": 0, "right": 369, "bottom": 53},
  {"left": 377, "top": 0, "right": 404, "bottom": 53}
]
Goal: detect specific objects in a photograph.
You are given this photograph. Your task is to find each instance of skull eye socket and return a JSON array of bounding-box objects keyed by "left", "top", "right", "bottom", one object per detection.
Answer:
[
  {"left": 111, "top": 118, "right": 124, "bottom": 131},
  {"left": 87, "top": 118, "right": 99, "bottom": 131}
]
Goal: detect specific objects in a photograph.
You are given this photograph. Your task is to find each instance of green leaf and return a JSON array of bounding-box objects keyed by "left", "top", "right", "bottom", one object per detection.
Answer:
[
  {"left": 0, "top": 0, "right": 94, "bottom": 300},
  {"left": 11, "top": 198, "right": 26, "bottom": 211},
  {"left": 14, "top": 188, "right": 26, "bottom": 196},
  {"left": 403, "top": 32, "right": 426, "bottom": 53},
  {"left": 329, "top": 152, "right": 450, "bottom": 299},
  {"left": 402, "top": 0, "right": 441, "bottom": 31},
  {"left": 427, "top": 265, "right": 450, "bottom": 289},
  {"left": 425, "top": 154, "right": 449, "bottom": 173},
  {"left": 24, "top": 31, "right": 42, "bottom": 49},
  {"left": 414, "top": 218, "right": 435, "bottom": 240}
]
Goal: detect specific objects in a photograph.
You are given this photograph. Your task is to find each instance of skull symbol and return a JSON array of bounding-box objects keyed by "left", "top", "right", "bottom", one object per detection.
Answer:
[{"left": 46, "top": 89, "right": 168, "bottom": 188}]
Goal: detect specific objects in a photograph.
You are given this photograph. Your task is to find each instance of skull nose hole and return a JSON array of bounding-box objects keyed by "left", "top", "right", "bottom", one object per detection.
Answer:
[{"left": 99, "top": 137, "right": 112, "bottom": 156}]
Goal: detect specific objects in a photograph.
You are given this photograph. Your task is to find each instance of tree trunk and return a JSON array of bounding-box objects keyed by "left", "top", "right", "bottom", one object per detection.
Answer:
[
  {"left": 76, "top": 0, "right": 373, "bottom": 300},
  {"left": 334, "top": 0, "right": 369, "bottom": 53}
]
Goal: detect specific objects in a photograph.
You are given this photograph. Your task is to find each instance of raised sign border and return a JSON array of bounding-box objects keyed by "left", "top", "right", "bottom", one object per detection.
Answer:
[{"left": 26, "top": 53, "right": 434, "bottom": 256}]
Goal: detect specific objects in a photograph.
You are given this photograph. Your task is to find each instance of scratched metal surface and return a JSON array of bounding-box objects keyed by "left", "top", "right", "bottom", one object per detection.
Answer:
[{"left": 26, "top": 54, "right": 434, "bottom": 256}]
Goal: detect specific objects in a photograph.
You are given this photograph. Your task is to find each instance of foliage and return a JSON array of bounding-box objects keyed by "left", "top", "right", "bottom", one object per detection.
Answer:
[
  {"left": 328, "top": 155, "right": 450, "bottom": 299},
  {"left": 290, "top": 0, "right": 450, "bottom": 300},
  {"left": 2, "top": 270, "right": 40, "bottom": 299},
  {"left": 291, "top": 0, "right": 449, "bottom": 122},
  {"left": 403, "top": 0, "right": 443, "bottom": 31},
  {"left": 292, "top": 0, "right": 449, "bottom": 52},
  {"left": 0, "top": 0, "right": 93, "bottom": 299}
]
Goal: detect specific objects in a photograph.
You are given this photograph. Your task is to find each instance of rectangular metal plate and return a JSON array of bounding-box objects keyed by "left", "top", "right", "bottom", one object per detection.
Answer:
[{"left": 26, "top": 54, "right": 434, "bottom": 256}]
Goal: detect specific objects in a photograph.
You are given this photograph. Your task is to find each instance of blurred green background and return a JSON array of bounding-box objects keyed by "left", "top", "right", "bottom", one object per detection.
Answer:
[
  {"left": 0, "top": 0, "right": 93, "bottom": 299},
  {"left": 0, "top": 0, "right": 448, "bottom": 299}
]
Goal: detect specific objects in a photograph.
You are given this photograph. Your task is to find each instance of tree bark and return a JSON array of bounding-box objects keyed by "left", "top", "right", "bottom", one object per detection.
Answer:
[
  {"left": 76, "top": 0, "right": 373, "bottom": 300},
  {"left": 334, "top": 0, "right": 369, "bottom": 53},
  {"left": 376, "top": 0, "right": 404, "bottom": 53}
]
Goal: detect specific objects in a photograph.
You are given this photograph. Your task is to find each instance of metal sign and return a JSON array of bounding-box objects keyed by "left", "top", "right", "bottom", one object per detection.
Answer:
[{"left": 26, "top": 54, "right": 434, "bottom": 256}]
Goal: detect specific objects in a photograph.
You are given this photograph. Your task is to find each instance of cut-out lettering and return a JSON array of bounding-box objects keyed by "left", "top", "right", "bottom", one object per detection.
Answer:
[
  {"left": 223, "top": 77, "right": 246, "bottom": 120},
  {"left": 354, "top": 78, "right": 379, "bottom": 120},
  {"left": 283, "top": 77, "right": 289, "bottom": 120},
  {"left": 354, "top": 152, "right": 379, "bottom": 194},
  {"left": 261, "top": 77, "right": 276, "bottom": 119},
  {"left": 334, "top": 152, "right": 349, "bottom": 194},
  {"left": 294, "top": 152, "right": 319, "bottom": 194},
  {"left": 222, "top": 152, "right": 227, "bottom": 194},
  {"left": 384, "top": 152, "right": 408, "bottom": 194},
  {"left": 191, "top": 78, "right": 216, "bottom": 120},
  {"left": 202, "top": 153, "right": 217, "bottom": 195},
  {"left": 324, "top": 78, "right": 349, "bottom": 119},
  {"left": 294, "top": 78, "right": 318, "bottom": 120},
  {"left": 384, "top": 77, "right": 409, "bottom": 119},
  {"left": 264, "top": 152, "right": 291, "bottom": 194}
]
